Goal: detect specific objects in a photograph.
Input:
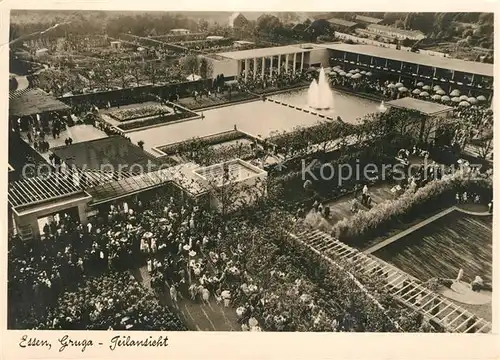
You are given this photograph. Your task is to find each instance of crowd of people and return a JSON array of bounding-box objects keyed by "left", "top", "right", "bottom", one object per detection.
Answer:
[
  {"left": 236, "top": 66, "right": 308, "bottom": 92},
  {"left": 12, "top": 112, "right": 67, "bottom": 153},
  {"left": 10, "top": 179, "right": 427, "bottom": 332}
]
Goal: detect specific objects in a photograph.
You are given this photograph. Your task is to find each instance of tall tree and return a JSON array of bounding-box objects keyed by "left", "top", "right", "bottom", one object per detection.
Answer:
[
  {"left": 181, "top": 55, "right": 200, "bottom": 77},
  {"left": 199, "top": 57, "right": 213, "bottom": 79}
]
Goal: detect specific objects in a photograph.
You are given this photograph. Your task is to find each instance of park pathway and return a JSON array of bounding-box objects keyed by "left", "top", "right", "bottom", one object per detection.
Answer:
[
  {"left": 293, "top": 228, "right": 492, "bottom": 333},
  {"left": 132, "top": 266, "right": 240, "bottom": 331}
]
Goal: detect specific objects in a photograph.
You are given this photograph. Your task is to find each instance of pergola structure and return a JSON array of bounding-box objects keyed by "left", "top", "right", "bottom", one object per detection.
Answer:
[
  {"left": 9, "top": 159, "right": 268, "bottom": 239},
  {"left": 8, "top": 168, "right": 135, "bottom": 240},
  {"left": 295, "top": 228, "right": 492, "bottom": 333}
]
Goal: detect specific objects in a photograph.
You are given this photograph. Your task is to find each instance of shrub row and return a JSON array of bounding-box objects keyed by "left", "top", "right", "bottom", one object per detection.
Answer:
[{"left": 332, "top": 173, "right": 493, "bottom": 245}]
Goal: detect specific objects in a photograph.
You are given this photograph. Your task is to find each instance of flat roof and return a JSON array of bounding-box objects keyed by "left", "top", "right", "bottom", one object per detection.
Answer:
[
  {"left": 217, "top": 44, "right": 317, "bottom": 60},
  {"left": 9, "top": 88, "right": 71, "bottom": 117},
  {"left": 194, "top": 159, "right": 264, "bottom": 187},
  {"left": 319, "top": 43, "right": 493, "bottom": 77},
  {"left": 386, "top": 97, "right": 454, "bottom": 116},
  {"left": 367, "top": 24, "right": 425, "bottom": 37},
  {"left": 52, "top": 136, "right": 159, "bottom": 173},
  {"left": 86, "top": 162, "right": 205, "bottom": 204},
  {"left": 327, "top": 18, "right": 357, "bottom": 27},
  {"left": 355, "top": 15, "right": 383, "bottom": 24}
]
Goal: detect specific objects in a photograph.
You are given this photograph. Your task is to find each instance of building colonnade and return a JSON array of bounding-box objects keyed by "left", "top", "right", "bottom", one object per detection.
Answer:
[{"left": 237, "top": 52, "right": 306, "bottom": 82}]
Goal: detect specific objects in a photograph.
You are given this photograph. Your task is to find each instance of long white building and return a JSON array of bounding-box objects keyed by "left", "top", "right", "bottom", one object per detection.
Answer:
[{"left": 206, "top": 43, "right": 330, "bottom": 80}]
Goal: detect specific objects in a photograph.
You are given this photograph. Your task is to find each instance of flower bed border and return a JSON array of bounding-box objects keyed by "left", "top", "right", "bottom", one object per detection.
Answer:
[
  {"left": 117, "top": 112, "right": 197, "bottom": 131},
  {"left": 108, "top": 107, "right": 172, "bottom": 122}
]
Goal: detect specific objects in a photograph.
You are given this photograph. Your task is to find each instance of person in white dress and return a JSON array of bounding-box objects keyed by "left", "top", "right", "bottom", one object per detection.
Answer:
[{"left": 170, "top": 284, "right": 178, "bottom": 306}]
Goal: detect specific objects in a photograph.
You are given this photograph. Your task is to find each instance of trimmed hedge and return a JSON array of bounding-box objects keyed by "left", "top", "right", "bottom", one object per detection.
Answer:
[{"left": 332, "top": 172, "right": 493, "bottom": 245}]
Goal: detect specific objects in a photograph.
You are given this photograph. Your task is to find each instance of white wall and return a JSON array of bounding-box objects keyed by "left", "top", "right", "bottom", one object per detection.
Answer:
[
  {"left": 308, "top": 48, "right": 330, "bottom": 67},
  {"left": 209, "top": 57, "right": 239, "bottom": 78}
]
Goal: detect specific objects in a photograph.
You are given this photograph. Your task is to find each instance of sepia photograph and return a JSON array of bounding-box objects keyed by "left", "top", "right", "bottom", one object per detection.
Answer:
[{"left": 4, "top": 6, "right": 495, "bottom": 346}]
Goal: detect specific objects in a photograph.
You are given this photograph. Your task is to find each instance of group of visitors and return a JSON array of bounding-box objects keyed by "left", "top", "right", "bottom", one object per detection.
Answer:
[
  {"left": 236, "top": 66, "right": 308, "bottom": 92},
  {"left": 19, "top": 112, "right": 67, "bottom": 153},
  {"left": 10, "top": 182, "right": 378, "bottom": 332}
]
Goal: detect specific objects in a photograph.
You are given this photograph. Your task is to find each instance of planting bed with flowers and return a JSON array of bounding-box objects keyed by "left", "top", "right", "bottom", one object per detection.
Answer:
[
  {"left": 117, "top": 111, "right": 196, "bottom": 131},
  {"left": 108, "top": 104, "right": 171, "bottom": 122}
]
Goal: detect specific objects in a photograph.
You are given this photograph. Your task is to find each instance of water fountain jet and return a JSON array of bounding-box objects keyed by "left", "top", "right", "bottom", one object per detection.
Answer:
[
  {"left": 307, "top": 67, "right": 334, "bottom": 110},
  {"left": 378, "top": 101, "right": 387, "bottom": 113}
]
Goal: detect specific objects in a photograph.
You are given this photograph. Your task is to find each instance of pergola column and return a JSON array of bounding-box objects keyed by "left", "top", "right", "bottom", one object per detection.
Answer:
[
  {"left": 261, "top": 57, "right": 265, "bottom": 78},
  {"left": 270, "top": 56, "right": 273, "bottom": 76},
  {"left": 300, "top": 52, "right": 304, "bottom": 71},
  {"left": 293, "top": 53, "right": 297, "bottom": 74},
  {"left": 253, "top": 58, "right": 257, "bottom": 79},
  {"left": 285, "top": 54, "right": 289, "bottom": 73},
  {"left": 244, "top": 58, "right": 249, "bottom": 82},
  {"left": 277, "top": 55, "right": 281, "bottom": 75}
]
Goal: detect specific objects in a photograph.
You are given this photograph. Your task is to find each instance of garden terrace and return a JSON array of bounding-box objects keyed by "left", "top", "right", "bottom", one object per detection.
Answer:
[{"left": 332, "top": 174, "right": 493, "bottom": 248}]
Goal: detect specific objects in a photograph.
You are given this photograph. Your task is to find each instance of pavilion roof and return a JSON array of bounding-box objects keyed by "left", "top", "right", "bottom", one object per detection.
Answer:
[
  {"left": 217, "top": 44, "right": 318, "bottom": 60},
  {"left": 318, "top": 43, "right": 493, "bottom": 77},
  {"left": 386, "top": 97, "right": 454, "bottom": 116},
  {"left": 9, "top": 88, "right": 71, "bottom": 118}
]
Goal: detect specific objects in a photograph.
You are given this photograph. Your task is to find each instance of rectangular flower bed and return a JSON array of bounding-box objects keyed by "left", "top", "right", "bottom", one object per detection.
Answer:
[
  {"left": 117, "top": 111, "right": 196, "bottom": 131},
  {"left": 108, "top": 104, "right": 171, "bottom": 122},
  {"left": 178, "top": 92, "right": 258, "bottom": 111}
]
